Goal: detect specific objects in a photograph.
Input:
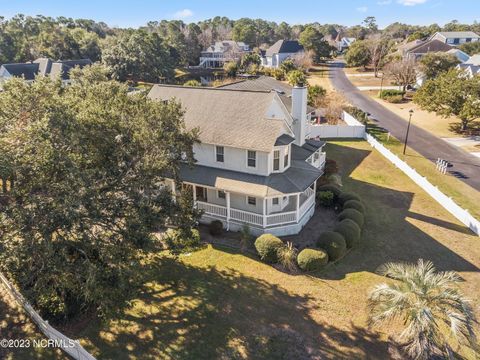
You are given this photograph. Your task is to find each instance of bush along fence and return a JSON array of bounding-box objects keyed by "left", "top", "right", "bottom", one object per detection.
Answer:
[
  {"left": 364, "top": 133, "right": 480, "bottom": 236},
  {"left": 0, "top": 272, "right": 96, "bottom": 360}
]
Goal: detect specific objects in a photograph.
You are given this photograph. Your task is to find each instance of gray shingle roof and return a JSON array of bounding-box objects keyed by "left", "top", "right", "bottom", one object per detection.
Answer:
[
  {"left": 437, "top": 31, "right": 480, "bottom": 39},
  {"left": 148, "top": 85, "right": 286, "bottom": 152},
  {"left": 408, "top": 39, "right": 453, "bottom": 54},
  {"left": 266, "top": 40, "right": 304, "bottom": 56},
  {"left": 1, "top": 58, "right": 92, "bottom": 81},
  {"left": 291, "top": 140, "right": 325, "bottom": 161},
  {"left": 2, "top": 63, "right": 39, "bottom": 80},
  {"left": 219, "top": 76, "right": 315, "bottom": 113},
  {"left": 275, "top": 134, "right": 295, "bottom": 146}
]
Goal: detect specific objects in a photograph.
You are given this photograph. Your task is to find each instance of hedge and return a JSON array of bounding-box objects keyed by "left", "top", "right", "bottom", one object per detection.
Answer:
[
  {"left": 297, "top": 248, "right": 328, "bottom": 271},
  {"left": 379, "top": 89, "right": 405, "bottom": 98},
  {"left": 316, "top": 231, "right": 347, "bottom": 261},
  {"left": 338, "top": 208, "right": 364, "bottom": 228},
  {"left": 338, "top": 192, "right": 361, "bottom": 205},
  {"left": 334, "top": 219, "right": 361, "bottom": 248},
  {"left": 343, "top": 200, "right": 365, "bottom": 214},
  {"left": 254, "top": 234, "right": 284, "bottom": 263},
  {"left": 317, "top": 191, "right": 334, "bottom": 207},
  {"left": 209, "top": 220, "right": 224, "bottom": 236},
  {"left": 317, "top": 184, "right": 342, "bottom": 198}
]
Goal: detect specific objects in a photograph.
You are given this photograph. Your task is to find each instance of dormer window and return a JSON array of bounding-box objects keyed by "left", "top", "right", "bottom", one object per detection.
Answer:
[
  {"left": 273, "top": 150, "right": 280, "bottom": 171},
  {"left": 247, "top": 150, "right": 256, "bottom": 168},
  {"left": 216, "top": 146, "right": 224, "bottom": 162}
]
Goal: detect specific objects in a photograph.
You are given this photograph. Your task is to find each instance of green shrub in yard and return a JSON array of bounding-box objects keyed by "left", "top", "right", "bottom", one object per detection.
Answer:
[
  {"left": 316, "top": 231, "right": 347, "bottom": 261},
  {"left": 334, "top": 219, "right": 361, "bottom": 248},
  {"left": 209, "top": 220, "right": 224, "bottom": 236},
  {"left": 343, "top": 200, "right": 365, "bottom": 214},
  {"left": 164, "top": 228, "right": 201, "bottom": 253},
  {"left": 338, "top": 208, "right": 364, "bottom": 228},
  {"left": 297, "top": 248, "right": 328, "bottom": 271},
  {"left": 379, "top": 89, "right": 405, "bottom": 98},
  {"left": 278, "top": 242, "right": 298, "bottom": 271},
  {"left": 338, "top": 192, "right": 361, "bottom": 205},
  {"left": 317, "top": 184, "right": 342, "bottom": 198},
  {"left": 384, "top": 95, "right": 404, "bottom": 103},
  {"left": 316, "top": 191, "right": 334, "bottom": 207},
  {"left": 254, "top": 234, "right": 284, "bottom": 263}
]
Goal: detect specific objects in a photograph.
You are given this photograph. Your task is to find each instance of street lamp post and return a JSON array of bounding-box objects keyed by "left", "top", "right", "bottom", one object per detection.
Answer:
[{"left": 403, "top": 109, "right": 414, "bottom": 155}]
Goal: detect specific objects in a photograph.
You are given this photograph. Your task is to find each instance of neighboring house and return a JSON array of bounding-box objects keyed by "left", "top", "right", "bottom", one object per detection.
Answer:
[
  {"left": 197, "top": 41, "right": 250, "bottom": 68},
  {"left": 147, "top": 81, "right": 325, "bottom": 236},
  {"left": 261, "top": 40, "right": 304, "bottom": 69},
  {"left": 429, "top": 31, "right": 480, "bottom": 46},
  {"left": 464, "top": 54, "right": 480, "bottom": 66},
  {"left": 0, "top": 57, "right": 92, "bottom": 84},
  {"left": 403, "top": 39, "right": 453, "bottom": 61},
  {"left": 336, "top": 36, "right": 356, "bottom": 52},
  {"left": 457, "top": 63, "right": 480, "bottom": 78},
  {"left": 446, "top": 48, "right": 471, "bottom": 63}
]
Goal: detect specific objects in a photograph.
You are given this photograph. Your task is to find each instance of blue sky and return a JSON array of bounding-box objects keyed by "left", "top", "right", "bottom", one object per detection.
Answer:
[{"left": 1, "top": 0, "right": 479, "bottom": 28}]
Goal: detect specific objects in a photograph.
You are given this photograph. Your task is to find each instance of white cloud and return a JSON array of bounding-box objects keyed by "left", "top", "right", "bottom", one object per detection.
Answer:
[
  {"left": 356, "top": 6, "right": 368, "bottom": 12},
  {"left": 173, "top": 9, "right": 193, "bottom": 19},
  {"left": 397, "top": 0, "right": 428, "bottom": 6},
  {"left": 377, "top": 0, "right": 392, "bottom": 5}
]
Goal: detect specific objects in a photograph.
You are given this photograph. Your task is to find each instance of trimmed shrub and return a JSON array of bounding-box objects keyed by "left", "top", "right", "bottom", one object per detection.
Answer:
[
  {"left": 317, "top": 184, "right": 342, "bottom": 197},
  {"left": 255, "top": 234, "right": 284, "bottom": 263},
  {"left": 316, "top": 231, "right": 347, "bottom": 261},
  {"left": 338, "top": 208, "right": 364, "bottom": 228},
  {"left": 379, "top": 89, "right": 405, "bottom": 98},
  {"left": 297, "top": 248, "right": 328, "bottom": 271},
  {"left": 317, "top": 191, "right": 334, "bottom": 207},
  {"left": 164, "top": 228, "right": 201, "bottom": 253},
  {"left": 334, "top": 219, "right": 361, "bottom": 248},
  {"left": 343, "top": 200, "right": 365, "bottom": 214},
  {"left": 209, "top": 220, "right": 224, "bottom": 236},
  {"left": 338, "top": 192, "right": 361, "bottom": 205},
  {"left": 384, "top": 95, "right": 403, "bottom": 103}
]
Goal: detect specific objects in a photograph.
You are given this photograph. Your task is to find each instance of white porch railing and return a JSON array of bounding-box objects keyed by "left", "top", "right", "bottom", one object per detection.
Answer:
[
  {"left": 266, "top": 211, "right": 297, "bottom": 226},
  {"left": 197, "top": 201, "right": 227, "bottom": 218},
  {"left": 230, "top": 208, "right": 263, "bottom": 226},
  {"left": 299, "top": 191, "right": 315, "bottom": 217}
]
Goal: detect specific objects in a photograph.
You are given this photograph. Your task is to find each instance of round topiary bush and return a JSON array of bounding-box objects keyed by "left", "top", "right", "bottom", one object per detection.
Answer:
[
  {"left": 316, "top": 231, "right": 347, "bottom": 261},
  {"left": 316, "top": 190, "right": 334, "bottom": 207},
  {"left": 338, "top": 208, "right": 364, "bottom": 228},
  {"left": 334, "top": 219, "right": 361, "bottom": 248},
  {"left": 343, "top": 199, "right": 365, "bottom": 214},
  {"left": 317, "top": 184, "right": 342, "bottom": 197},
  {"left": 338, "top": 192, "right": 361, "bottom": 205},
  {"left": 209, "top": 220, "right": 224, "bottom": 236},
  {"left": 254, "top": 234, "right": 284, "bottom": 263},
  {"left": 297, "top": 248, "right": 328, "bottom": 271}
]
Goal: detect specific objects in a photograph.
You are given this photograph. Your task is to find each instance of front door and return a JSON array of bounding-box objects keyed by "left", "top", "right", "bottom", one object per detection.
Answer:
[{"left": 195, "top": 186, "right": 208, "bottom": 202}]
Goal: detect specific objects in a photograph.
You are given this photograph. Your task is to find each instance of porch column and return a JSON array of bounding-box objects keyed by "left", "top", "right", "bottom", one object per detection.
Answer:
[
  {"left": 263, "top": 198, "right": 267, "bottom": 228},
  {"left": 296, "top": 194, "right": 301, "bottom": 222},
  {"left": 192, "top": 185, "right": 197, "bottom": 206},
  {"left": 226, "top": 191, "right": 231, "bottom": 231}
]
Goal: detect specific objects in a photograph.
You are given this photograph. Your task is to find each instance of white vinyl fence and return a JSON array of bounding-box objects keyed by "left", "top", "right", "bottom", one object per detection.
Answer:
[
  {"left": 310, "top": 111, "right": 366, "bottom": 139},
  {"left": 365, "top": 133, "right": 480, "bottom": 236},
  {"left": 0, "top": 273, "right": 96, "bottom": 360}
]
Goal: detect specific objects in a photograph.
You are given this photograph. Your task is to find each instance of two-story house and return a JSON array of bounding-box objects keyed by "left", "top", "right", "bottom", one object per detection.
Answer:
[
  {"left": 429, "top": 31, "right": 480, "bottom": 46},
  {"left": 197, "top": 41, "right": 250, "bottom": 68},
  {"left": 261, "top": 40, "right": 304, "bottom": 69},
  {"left": 148, "top": 81, "right": 325, "bottom": 236}
]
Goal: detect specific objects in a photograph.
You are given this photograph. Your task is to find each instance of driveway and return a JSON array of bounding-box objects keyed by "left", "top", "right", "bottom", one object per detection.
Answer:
[{"left": 329, "top": 61, "right": 480, "bottom": 192}]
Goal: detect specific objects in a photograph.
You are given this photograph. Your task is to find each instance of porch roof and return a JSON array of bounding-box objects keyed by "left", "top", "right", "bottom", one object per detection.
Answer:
[{"left": 179, "top": 157, "right": 322, "bottom": 198}]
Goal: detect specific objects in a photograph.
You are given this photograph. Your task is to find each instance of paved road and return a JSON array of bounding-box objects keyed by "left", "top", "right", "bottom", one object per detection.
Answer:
[{"left": 330, "top": 61, "right": 480, "bottom": 192}]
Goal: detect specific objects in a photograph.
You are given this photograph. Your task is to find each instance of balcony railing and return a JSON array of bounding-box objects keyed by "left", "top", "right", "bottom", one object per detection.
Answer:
[{"left": 196, "top": 188, "right": 315, "bottom": 229}]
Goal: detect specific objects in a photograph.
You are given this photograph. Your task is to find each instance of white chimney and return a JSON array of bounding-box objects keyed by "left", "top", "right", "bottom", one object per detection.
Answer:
[{"left": 291, "top": 84, "right": 308, "bottom": 146}]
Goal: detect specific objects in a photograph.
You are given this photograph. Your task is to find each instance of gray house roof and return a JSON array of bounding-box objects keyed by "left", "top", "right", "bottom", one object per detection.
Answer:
[
  {"left": 1, "top": 58, "right": 92, "bottom": 81},
  {"left": 178, "top": 143, "right": 323, "bottom": 197},
  {"left": 407, "top": 39, "right": 453, "bottom": 54},
  {"left": 148, "top": 85, "right": 287, "bottom": 152},
  {"left": 266, "top": 40, "right": 303, "bottom": 57},
  {"left": 218, "top": 76, "right": 316, "bottom": 113},
  {"left": 465, "top": 54, "right": 480, "bottom": 66},
  {"left": 1, "top": 63, "right": 39, "bottom": 80},
  {"left": 436, "top": 31, "right": 480, "bottom": 39}
]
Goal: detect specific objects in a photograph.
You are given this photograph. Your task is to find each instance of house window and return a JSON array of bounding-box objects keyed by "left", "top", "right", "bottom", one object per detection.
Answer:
[
  {"left": 216, "top": 146, "right": 224, "bottom": 162},
  {"left": 247, "top": 150, "right": 256, "bottom": 168},
  {"left": 273, "top": 150, "right": 280, "bottom": 171},
  {"left": 196, "top": 186, "right": 207, "bottom": 202},
  {"left": 284, "top": 147, "right": 289, "bottom": 168},
  {"left": 217, "top": 190, "right": 226, "bottom": 199},
  {"left": 272, "top": 198, "right": 279, "bottom": 205},
  {"left": 247, "top": 196, "right": 256, "bottom": 206},
  {"left": 314, "top": 151, "right": 320, "bottom": 162}
]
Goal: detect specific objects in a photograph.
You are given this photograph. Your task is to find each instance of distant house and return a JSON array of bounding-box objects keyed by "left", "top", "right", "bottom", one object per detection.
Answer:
[
  {"left": 464, "top": 54, "right": 480, "bottom": 66},
  {"left": 197, "top": 41, "right": 250, "bottom": 68},
  {"left": 430, "top": 31, "right": 480, "bottom": 46},
  {"left": 261, "top": 40, "right": 304, "bottom": 69},
  {"left": 0, "top": 57, "right": 92, "bottom": 84},
  {"left": 403, "top": 39, "right": 453, "bottom": 61},
  {"left": 457, "top": 63, "right": 480, "bottom": 78},
  {"left": 336, "top": 35, "right": 356, "bottom": 52},
  {"left": 446, "top": 48, "right": 471, "bottom": 63}
]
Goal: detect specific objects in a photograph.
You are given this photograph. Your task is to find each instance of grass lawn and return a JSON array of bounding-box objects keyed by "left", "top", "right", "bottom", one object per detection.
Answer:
[
  {"left": 307, "top": 64, "right": 334, "bottom": 92},
  {"left": 347, "top": 74, "right": 390, "bottom": 88},
  {"left": 0, "top": 286, "right": 64, "bottom": 359},
  {"left": 74, "top": 140, "right": 480, "bottom": 360}
]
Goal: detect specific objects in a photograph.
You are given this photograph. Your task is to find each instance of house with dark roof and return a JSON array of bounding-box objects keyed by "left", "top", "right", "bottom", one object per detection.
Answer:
[
  {"left": 430, "top": 31, "right": 480, "bottom": 46},
  {"left": 147, "top": 80, "right": 325, "bottom": 236},
  {"left": 0, "top": 58, "right": 92, "bottom": 84},
  {"left": 261, "top": 40, "right": 304, "bottom": 69},
  {"left": 403, "top": 39, "right": 453, "bottom": 61}
]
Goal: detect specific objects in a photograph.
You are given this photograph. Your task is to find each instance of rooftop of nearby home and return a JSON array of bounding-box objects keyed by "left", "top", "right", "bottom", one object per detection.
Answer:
[
  {"left": 435, "top": 31, "right": 480, "bottom": 39},
  {"left": 265, "top": 40, "right": 303, "bottom": 56},
  {"left": 1, "top": 57, "right": 92, "bottom": 80}
]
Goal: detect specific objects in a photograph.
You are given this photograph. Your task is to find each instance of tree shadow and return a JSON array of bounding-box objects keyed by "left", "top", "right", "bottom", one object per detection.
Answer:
[
  {"left": 75, "top": 256, "right": 388, "bottom": 359},
  {"left": 313, "top": 142, "right": 479, "bottom": 281}
]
